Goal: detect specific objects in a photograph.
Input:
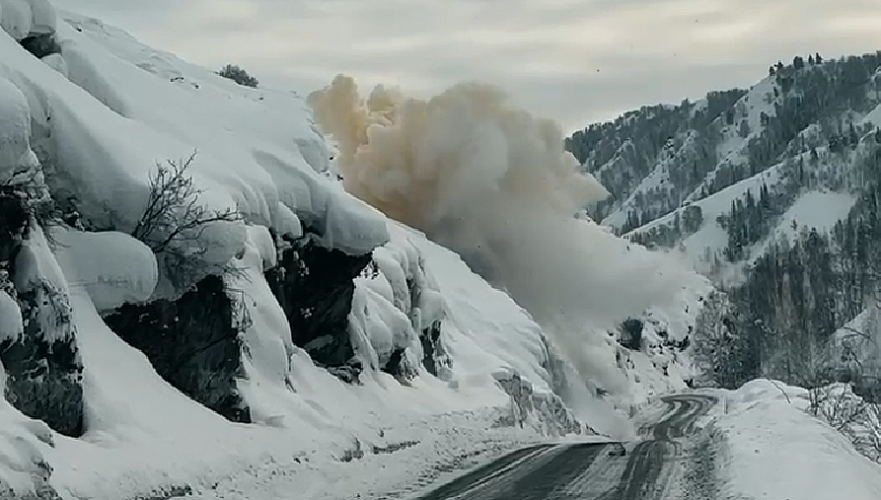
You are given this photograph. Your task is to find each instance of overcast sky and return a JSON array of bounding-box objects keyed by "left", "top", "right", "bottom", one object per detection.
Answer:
[{"left": 54, "top": 0, "right": 881, "bottom": 133}]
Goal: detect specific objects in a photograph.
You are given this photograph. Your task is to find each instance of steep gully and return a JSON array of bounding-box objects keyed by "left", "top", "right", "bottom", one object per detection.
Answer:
[{"left": 415, "top": 394, "right": 717, "bottom": 500}]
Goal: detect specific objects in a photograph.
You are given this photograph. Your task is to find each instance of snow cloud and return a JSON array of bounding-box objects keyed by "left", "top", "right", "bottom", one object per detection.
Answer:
[
  {"left": 308, "top": 75, "right": 695, "bottom": 388},
  {"left": 53, "top": 0, "right": 881, "bottom": 131}
]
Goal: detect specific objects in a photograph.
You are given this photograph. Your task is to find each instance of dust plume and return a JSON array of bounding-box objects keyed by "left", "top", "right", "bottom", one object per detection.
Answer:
[{"left": 309, "top": 75, "right": 695, "bottom": 391}]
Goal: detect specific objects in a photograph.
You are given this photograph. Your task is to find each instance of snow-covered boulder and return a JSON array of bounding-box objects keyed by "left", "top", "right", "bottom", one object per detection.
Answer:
[
  {"left": 0, "top": 76, "right": 38, "bottom": 180},
  {"left": 52, "top": 228, "right": 157, "bottom": 311},
  {"left": 0, "top": 291, "right": 22, "bottom": 342},
  {"left": 0, "top": 0, "right": 56, "bottom": 41},
  {"left": 0, "top": 0, "right": 33, "bottom": 41}
]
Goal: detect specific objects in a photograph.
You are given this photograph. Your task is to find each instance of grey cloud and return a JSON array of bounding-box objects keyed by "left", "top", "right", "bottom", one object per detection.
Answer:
[{"left": 53, "top": 0, "right": 881, "bottom": 132}]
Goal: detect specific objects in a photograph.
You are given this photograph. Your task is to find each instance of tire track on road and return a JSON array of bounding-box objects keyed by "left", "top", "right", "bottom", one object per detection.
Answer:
[{"left": 413, "top": 394, "right": 719, "bottom": 500}]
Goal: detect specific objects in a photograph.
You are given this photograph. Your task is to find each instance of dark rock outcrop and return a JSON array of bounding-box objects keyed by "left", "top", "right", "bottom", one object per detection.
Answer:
[
  {"left": 381, "top": 347, "right": 418, "bottom": 384},
  {"left": 266, "top": 238, "right": 370, "bottom": 382},
  {"left": 0, "top": 191, "right": 29, "bottom": 260},
  {"left": 420, "top": 319, "right": 450, "bottom": 378},
  {"left": 619, "top": 317, "right": 644, "bottom": 351},
  {"left": 104, "top": 275, "right": 250, "bottom": 422},
  {"left": 1, "top": 280, "right": 84, "bottom": 437},
  {"left": 20, "top": 33, "right": 61, "bottom": 59},
  {"left": 492, "top": 370, "right": 583, "bottom": 436},
  {"left": 0, "top": 190, "right": 85, "bottom": 438}
]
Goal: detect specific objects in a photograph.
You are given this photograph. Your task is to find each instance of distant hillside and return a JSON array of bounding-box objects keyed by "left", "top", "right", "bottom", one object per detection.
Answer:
[{"left": 568, "top": 51, "right": 881, "bottom": 396}]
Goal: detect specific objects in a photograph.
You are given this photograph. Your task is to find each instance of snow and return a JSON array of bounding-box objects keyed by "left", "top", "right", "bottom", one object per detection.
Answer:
[
  {"left": 0, "top": 0, "right": 32, "bottom": 41},
  {"left": 0, "top": 75, "right": 38, "bottom": 177},
  {"left": 402, "top": 222, "right": 552, "bottom": 394},
  {"left": 0, "top": 8, "right": 388, "bottom": 270},
  {"left": 629, "top": 163, "right": 782, "bottom": 273},
  {"left": 860, "top": 101, "right": 881, "bottom": 128},
  {"left": 40, "top": 237, "right": 564, "bottom": 499},
  {"left": 710, "top": 380, "right": 881, "bottom": 500},
  {"left": 0, "top": 291, "right": 23, "bottom": 342},
  {"left": 685, "top": 77, "right": 778, "bottom": 204},
  {"left": 12, "top": 226, "right": 69, "bottom": 300},
  {"left": 0, "top": 205, "right": 608, "bottom": 499},
  {"left": 27, "top": 0, "right": 54, "bottom": 35},
  {"left": 0, "top": 375, "right": 56, "bottom": 498},
  {"left": 40, "top": 52, "right": 67, "bottom": 76},
  {"left": 602, "top": 147, "right": 671, "bottom": 228},
  {"left": 743, "top": 189, "right": 856, "bottom": 267},
  {"left": 776, "top": 190, "right": 856, "bottom": 239},
  {"left": 245, "top": 224, "right": 277, "bottom": 271},
  {"left": 830, "top": 306, "right": 881, "bottom": 386},
  {"left": 51, "top": 227, "right": 158, "bottom": 311},
  {"left": 0, "top": 3, "right": 710, "bottom": 498}
]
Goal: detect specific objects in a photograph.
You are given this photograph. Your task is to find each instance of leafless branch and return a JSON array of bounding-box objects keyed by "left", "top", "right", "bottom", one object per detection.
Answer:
[{"left": 131, "top": 152, "right": 245, "bottom": 288}]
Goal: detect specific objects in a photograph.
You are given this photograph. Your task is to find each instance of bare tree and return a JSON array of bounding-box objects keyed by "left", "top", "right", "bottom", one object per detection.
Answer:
[
  {"left": 807, "top": 309, "right": 881, "bottom": 463},
  {"left": 132, "top": 152, "right": 244, "bottom": 288},
  {"left": 133, "top": 152, "right": 242, "bottom": 253}
]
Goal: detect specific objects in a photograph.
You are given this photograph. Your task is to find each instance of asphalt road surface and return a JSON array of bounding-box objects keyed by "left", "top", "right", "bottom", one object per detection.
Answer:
[{"left": 415, "top": 394, "right": 717, "bottom": 500}]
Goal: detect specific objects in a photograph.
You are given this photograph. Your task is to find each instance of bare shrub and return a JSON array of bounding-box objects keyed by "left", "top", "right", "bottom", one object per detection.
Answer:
[
  {"left": 217, "top": 64, "right": 259, "bottom": 88},
  {"left": 132, "top": 152, "right": 244, "bottom": 289}
]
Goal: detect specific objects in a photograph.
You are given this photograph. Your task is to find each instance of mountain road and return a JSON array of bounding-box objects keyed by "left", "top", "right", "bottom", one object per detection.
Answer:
[{"left": 414, "top": 394, "right": 718, "bottom": 500}]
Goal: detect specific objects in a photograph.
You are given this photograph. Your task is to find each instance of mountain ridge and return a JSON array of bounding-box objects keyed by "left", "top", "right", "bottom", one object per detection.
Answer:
[{"left": 567, "top": 50, "right": 881, "bottom": 396}]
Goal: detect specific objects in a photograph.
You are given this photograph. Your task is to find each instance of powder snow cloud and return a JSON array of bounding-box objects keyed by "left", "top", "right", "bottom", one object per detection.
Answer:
[{"left": 308, "top": 75, "right": 698, "bottom": 391}]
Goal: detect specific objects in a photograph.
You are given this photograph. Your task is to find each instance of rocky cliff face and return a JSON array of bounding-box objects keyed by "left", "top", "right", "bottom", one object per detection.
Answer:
[
  {"left": 493, "top": 370, "right": 584, "bottom": 436},
  {"left": 419, "top": 319, "right": 449, "bottom": 378},
  {"left": 266, "top": 236, "right": 371, "bottom": 383},
  {"left": 0, "top": 190, "right": 84, "bottom": 438},
  {"left": 104, "top": 275, "right": 250, "bottom": 422}
]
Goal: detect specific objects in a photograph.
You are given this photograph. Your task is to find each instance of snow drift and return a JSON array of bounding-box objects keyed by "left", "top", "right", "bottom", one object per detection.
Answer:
[{"left": 309, "top": 75, "right": 703, "bottom": 390}]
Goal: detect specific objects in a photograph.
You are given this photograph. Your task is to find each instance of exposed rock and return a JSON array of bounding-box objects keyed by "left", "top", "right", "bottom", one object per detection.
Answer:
[
  {"left": 104, "top": 275, "right": 250, "bottom": 422},
  {"left": 619, "top": 317, "right": 644, "bottom": 351},
  {"left": 1, "top": 279, "right": 84, "bottom": 437},
  {"left": 493, "top": 370, "right": 583, "bottom": 437},
  {"left": 0, "top": 190, "right": 84, "bottom": 437},
  {"left": 380, "top": 347, "right": 417, "bottom": 384},
  {"left": 266, "top": 237, "right": 370, "bottom": 381},
  {"left": 0, "top": 191, "right": 29, "bottom": 261},
  {"left": 20, "top": 33, "right": 60, "bottom": 59},
  {"left": 419, "top": 319, "right": 450, "bottom": 378}
]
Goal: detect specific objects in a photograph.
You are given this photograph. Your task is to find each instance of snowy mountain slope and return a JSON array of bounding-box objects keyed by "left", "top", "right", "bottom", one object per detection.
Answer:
[
  {"left": 572, "top": 54, "right": 881, "bottom": 240},
  {"left": 0, "top": 2, "right": 709, "bottom": 499},
  {"left": 568, "top": 52, "right": 881, "bottom": 475},
  {"left": 600, "top": 76, "right": 779, "bottom": 231}
]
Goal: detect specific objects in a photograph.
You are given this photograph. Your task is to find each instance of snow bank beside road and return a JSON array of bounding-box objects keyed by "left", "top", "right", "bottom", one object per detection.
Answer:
[{"left": 712, "top": 380, "right": 881, "bottom": 500}]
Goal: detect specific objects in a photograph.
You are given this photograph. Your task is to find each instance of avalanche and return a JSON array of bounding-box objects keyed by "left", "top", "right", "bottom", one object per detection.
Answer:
[
  {"left": 0, "top": 1, "right": 704, "bottom": 499},
  {"left": 309, "top": 75, "right": 708, "bottom": 400}
]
